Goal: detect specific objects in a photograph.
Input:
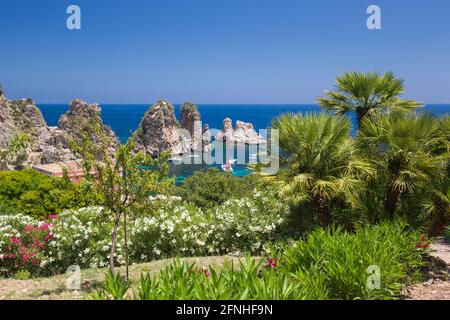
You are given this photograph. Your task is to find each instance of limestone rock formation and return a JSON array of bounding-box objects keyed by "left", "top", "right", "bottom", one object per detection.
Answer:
[
  {"left": 218, "top": 118, "right": 266, "bottom": 145},
  {"left": 134, "top": 100, "right": 183, "bottom": 156},
  {"left": 180, "top": 102, "right": 201, "bottom": 137},
  {"left": 0, "top": 93, "right": 66, "bottom": 168},
  {"left": 134, "top": 100, "right": 217, "bottom": 156},
  {"left": 202, "top": 124, "right": 212, "bottom": 152},
  {"left": 0, "top": 89, "right": 119, "bottom": 169},
  {"left": 58, "top": 99, "right": 119, "bottom": 159},
  {"left": 180, "top": 102, "right": 204, "bottom": 152}
]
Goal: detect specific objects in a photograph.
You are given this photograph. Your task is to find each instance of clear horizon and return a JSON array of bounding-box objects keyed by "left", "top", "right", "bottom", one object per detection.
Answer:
[{"left": 1, "top": 0, "right": 450, "bottom": 103}]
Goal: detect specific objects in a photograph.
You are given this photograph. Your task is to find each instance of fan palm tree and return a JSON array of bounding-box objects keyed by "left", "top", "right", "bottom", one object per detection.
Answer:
[
  {"left": 264, "top": 112, "right": 373, "bottom": 229},
  {"left": 358, "top": 111, "right": 447, "bottom": 218},
  {"left": 318, "top": 71, "right": 422, "bottom": 129}
]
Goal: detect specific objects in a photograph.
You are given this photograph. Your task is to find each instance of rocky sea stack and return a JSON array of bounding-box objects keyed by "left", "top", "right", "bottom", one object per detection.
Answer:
[
  {"left": 218, "top": 118, "right": 267, "bottom": 145},
  {"left": 57, "top": 99, "right": 119, "bottom": 159},
  {"left": 133, "top": 100, "right": 182, "bottom": 156},
  {"left": 1, "top": 86, "right": 267, "bottom": 168},
  {"left": 0, "top": 88, "right": 119, "bottom": 169}
]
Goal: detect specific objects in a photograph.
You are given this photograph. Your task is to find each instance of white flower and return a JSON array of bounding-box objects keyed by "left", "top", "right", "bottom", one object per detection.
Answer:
[{"left": 196, "top": 240, "right": 206, "bottom": 246}]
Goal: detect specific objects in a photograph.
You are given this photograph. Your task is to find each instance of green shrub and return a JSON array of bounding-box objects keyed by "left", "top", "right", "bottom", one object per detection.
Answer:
[
  {"left": 0, "top": 170, "right": 96, "bottom": 219},
  {"left": 1, "top": 191, "right": 287, "bottom": 277},
  {"left": 91, "top": 258, "right": 314, "bottom": 300},
  {"left": 14, "top": 270, "right": 31, "bottom": 280},
  {"left": 90, "top": 221, "right": 424, "bottom": 301},
  {"left": 272, "top": 220, "right": 424, "bottom": 300},
  {"left": 132, "top": 190, "right": 288, "bottom": 262},
  {"left": 174, "top": 168, "right": 259, "bottom": 210}
]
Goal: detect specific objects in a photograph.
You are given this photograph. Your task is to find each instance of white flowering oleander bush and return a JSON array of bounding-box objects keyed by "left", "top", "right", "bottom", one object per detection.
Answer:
[
  {"left": 208, "top": 190, "right": 287, "bottom": 254},
  {"left": 1, "top": 190, "right": 288, "bottom": 277},
  {"left": 131, "top": 199, "right": 210, "bottom": 261},
  {"left": 45, "top": 207, "right": 125, "bottom": 273},
  {"left": 0, "top": 213, "right": 37, "bottom": 243},
  {"left": 131, "top": 190, "right": 288, "bottom": 262}
]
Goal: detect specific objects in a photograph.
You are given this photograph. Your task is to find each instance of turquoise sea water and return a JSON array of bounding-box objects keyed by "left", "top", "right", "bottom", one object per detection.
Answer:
[{"left": 38, "top": 104, "right": 450, "bottom": 183}]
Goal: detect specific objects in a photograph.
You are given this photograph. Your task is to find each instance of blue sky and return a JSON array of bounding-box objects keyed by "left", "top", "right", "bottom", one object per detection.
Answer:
[{"left": 1, "top": 0, "right": 449, "bottom": 103}]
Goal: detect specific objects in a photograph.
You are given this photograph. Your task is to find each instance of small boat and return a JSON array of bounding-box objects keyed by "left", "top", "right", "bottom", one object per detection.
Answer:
[{"left": 221, "top": 164, "right": 234, "bottom": 173}]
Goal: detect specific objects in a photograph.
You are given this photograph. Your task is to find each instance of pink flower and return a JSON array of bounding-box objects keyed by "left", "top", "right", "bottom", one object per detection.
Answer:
[
  {"left": 10, "top": 237, "right": 20, "bottom": 244},
  {"left": 48, "top": 214, "right": 58, "bottom": 220},
  {"left": 23, "top": 225, "right": 35, "bottom": 232},
  {"left": 267, "top": 258, "right": 278, "bottom": 268},
  {"left": 39, "top": 223, "right": 50, "bottom": 231},
  {"left": 44, "top": 234, "right": 53, "bottom": 243},
  {"left": 202, "top": 268, "right": 211, "bottom": 278}
]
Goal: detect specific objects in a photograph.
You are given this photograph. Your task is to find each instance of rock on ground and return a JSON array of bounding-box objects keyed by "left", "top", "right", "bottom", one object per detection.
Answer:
[{"left": 404, "top": 238, "right": 450, "bottom": 300}]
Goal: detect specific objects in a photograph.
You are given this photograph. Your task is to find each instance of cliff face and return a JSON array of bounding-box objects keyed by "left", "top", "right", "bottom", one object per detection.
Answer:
[
  {"left": 180, "top": 102, "right": 203, "bottom": 152},
  {"left": 1, "top": 85, "right": 266, "bottom": 169},
  {"left": 217, "top": 118, "right": 267, "bottom": 145},
  {"left": 0, "top": 95, "right": 67, "bottom": 168},
  {"left": 133, "top": 100, "right": 182, "bottom": 156},
  {"left": 58, "top": 99, "right": 119, "bottom": 159},
  {"left": 180, "top": 102, "right": 201, "bottom": 137},
  {"left": 0, "top": 89, "right": 119, "bottom": 169},
  {"left": 133, "top": 101, "right": 267, "bottom": 156}
]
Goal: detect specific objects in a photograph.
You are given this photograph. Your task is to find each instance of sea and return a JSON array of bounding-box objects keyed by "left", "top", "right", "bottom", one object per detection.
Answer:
[{"left": 38, "top": 104, "right": 450, "bottom": 183}]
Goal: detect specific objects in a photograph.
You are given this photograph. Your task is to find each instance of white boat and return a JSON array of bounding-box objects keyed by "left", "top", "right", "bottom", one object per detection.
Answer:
[{"left": 221, "top": 164, "right": 234, "bottom": 173}]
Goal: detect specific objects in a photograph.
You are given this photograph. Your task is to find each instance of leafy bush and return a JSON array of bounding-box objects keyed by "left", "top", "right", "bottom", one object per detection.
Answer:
[
  {"left": 0, "top": 170, "right": 96, "bottom": 219},
  {"left": 174, "top": 168, "right": 259, "bottom": 210},
  {"left": 45, "top": 207, "right": 124, "bottom": 273},
  {"left": 1, "top": 223, "right": 52, "bottom": 277},
  {"left": 92, "top": 219, "right": 424, "bottom": 301},
  {"left": 271, "top": 220, "right": 424, "bottom": 300},
  {"left": 0, "top": 207, "right": 123, "bottom": 277},
  {"left": 0, "top": 190, "right": 287, "bottom": 277},
  {"left": 132, "top": 190, "right": 288, "bottom": 262},
  {"left": 91, "top": 258, "right": 314, "bottom": 300}
]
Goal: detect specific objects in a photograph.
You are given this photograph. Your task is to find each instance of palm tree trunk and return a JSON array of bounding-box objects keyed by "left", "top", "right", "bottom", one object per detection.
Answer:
[
  {"left": 356, "top": 108, "right": 366, "bottom": 130},
  {"left": 311, "top": 194, "right": 332, "bottom": 229},
  {"left": 109, "top": 213, "right": 121, "bottom": 274},
  {"left": 384, "top": 185, "right": 402, "bottom": 218}
]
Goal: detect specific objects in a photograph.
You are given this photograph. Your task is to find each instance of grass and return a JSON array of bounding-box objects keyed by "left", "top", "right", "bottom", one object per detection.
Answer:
[{"left": 0, "top": 256, "right": 239, "bottom": 300}]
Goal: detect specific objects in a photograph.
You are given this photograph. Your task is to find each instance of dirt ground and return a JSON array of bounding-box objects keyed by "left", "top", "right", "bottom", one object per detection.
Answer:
[
  {"left": 404, "top": 238, "right": 450, "bottom": 300},
  {"left": 0, "top": 256, "right": 238, "bottom": 300},
  {"left": 2, "top": 242, "right": 450, "bottom": 300}
]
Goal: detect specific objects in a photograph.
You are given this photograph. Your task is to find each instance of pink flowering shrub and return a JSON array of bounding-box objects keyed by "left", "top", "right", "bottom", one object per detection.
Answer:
[{"left": 1, "top": 222, "right": 53, "bottom": 276}]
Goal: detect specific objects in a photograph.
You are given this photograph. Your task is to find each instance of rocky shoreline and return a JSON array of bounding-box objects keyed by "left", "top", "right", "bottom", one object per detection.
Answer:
[{"left": 0, "top": 88, "right": 266, "bottom": 169}]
